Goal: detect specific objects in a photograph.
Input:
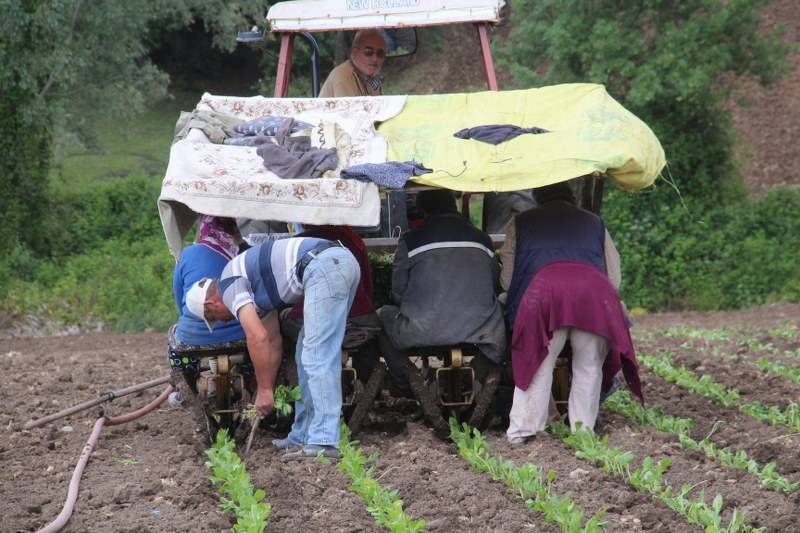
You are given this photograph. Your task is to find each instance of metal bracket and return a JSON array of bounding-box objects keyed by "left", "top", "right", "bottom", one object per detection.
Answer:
[
  {"left": 217, "top": 355, "right": 230, "bottom": 375},
  {"left": 435, "top": 348, "right": 474, "bottom": 407},
  {"left": 450, "top": 347, "right": 463, "bottom": 368}
]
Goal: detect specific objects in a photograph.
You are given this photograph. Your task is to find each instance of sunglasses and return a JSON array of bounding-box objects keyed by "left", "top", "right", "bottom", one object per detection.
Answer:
[{"left": 356, "top": 46, "right": 386, "bottom": 59}]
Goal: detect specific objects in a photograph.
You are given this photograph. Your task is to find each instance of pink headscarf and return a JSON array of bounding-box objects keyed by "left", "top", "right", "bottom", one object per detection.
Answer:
[{"left": 196, "top": 215, "right": 240, "bottom": 260}]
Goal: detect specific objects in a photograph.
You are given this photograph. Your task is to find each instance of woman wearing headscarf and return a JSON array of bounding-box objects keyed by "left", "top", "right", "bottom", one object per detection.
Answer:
[
  {"left": 500, "top": 181, "right": 642, "bottom": 445},
  {"left": 172, "top": 215, "right": 245, "bottom": 344}
]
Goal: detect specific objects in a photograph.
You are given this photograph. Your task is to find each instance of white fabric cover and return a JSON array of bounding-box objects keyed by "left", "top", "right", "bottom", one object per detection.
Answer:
[{"left": 159, "top": 93, "right": 406, "bottom": 260}]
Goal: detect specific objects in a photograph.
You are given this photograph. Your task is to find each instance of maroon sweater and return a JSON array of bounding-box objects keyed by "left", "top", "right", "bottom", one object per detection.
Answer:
[{"left": 511, "top": 261, "right": 643, "bottom": 402}]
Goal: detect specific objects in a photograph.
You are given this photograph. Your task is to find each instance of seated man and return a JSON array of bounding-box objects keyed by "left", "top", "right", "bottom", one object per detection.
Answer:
[
  {"left": 185, "top": 236, "right": 360, "bottom": 459},
  {"left": 378, "top": 189, "right": 507, "bottom": 394},
  {"left": 319, "top": 29, "right": 386, "bottom": 97},
  {"left": 173, "top": 215, "right": 244, "bottom": 345}
]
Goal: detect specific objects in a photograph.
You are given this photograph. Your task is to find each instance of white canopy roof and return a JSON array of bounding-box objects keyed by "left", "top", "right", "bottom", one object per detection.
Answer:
[{"left": 267, "top": 0, "right": 505, "bottom": 32}]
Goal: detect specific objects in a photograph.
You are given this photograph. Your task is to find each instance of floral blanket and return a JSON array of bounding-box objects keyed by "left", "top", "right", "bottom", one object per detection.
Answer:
[{"left": 159, "top": 93, "right": 406, "bottom": 260}]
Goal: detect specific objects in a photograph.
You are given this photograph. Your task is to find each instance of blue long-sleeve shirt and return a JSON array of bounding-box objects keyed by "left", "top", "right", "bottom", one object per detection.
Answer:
[{"left": 173, "top": 244, "right": 245, "bottom": 345}]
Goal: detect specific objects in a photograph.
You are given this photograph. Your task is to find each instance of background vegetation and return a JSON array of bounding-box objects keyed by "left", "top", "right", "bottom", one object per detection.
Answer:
[{"left": 1, "top": 0, "right": 798, "bottom": 332}]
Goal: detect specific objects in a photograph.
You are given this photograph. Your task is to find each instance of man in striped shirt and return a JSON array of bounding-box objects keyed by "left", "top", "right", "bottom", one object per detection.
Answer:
[{"left": 186, "top": 236, "right": 360, "bottom": 459}]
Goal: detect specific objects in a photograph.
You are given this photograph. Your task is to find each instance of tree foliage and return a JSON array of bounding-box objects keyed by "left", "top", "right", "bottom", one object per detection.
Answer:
[
  {"left": 0, "top": 0, "right": 263, "bottom": 256},
  {"left": 500, "top": 0, "right": 789, "bottom": 204},
  {"left": 498, "top": 0, "right": 796, "bottom": 310}
]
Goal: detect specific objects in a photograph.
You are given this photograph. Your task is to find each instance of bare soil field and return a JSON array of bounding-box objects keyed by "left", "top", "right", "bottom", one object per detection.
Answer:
[{"left": 2, "top": 303, "right": 798, "bottom": 532}]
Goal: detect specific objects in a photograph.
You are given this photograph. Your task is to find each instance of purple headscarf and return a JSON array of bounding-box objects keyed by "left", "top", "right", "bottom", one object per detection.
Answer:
[{"left": 196, "top": 215, "right": 240, "bottom": 260}]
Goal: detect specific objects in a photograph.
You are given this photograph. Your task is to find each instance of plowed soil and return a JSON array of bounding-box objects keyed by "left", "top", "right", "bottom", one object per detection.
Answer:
[{"left": 2, "top": 303, "right": 798, "bottom": 532}]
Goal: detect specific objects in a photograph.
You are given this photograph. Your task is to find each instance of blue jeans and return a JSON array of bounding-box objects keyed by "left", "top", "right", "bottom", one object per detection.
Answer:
[{"left": 287, "top": 246, "right": 359, "bottom": 447}]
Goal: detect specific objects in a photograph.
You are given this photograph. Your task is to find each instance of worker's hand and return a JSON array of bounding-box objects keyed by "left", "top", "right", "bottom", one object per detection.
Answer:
[{"left": 255, "top": 387, "right": 274, "bottom": 417}]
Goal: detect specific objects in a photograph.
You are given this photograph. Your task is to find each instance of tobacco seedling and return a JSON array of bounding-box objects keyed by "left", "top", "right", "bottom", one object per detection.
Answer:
[
  {"left": 551, "top": 422, "right": 764, "bottom": 532},
  {"left": 739, "top": 400, "right": 800, "bottom": 432},
  {"left": 337, "top": 424, "right": 427, "bottom": 532},
  {"left": 450, "top": 419, "right": 605, "bottom": 532},
  {"left": 640, "top": 353, "right": 740, "bottom": 407},
  {"left": 663, "top": 325, "right": 730, "bottom": 342},
  {"left": 754, "top": 357, "right": 800, "bottom": 386},
  {"left": 608, "top": 389, "right": 799, "bottom": 493},
  {"left": 205, "top": 429, "right": 271, "bottom": 533},
  {"left": 642, "top": 351, "right": 800, "bottom": 434},
  {"left": 273, "top": 384, "right": 301, "bottom": 416}
]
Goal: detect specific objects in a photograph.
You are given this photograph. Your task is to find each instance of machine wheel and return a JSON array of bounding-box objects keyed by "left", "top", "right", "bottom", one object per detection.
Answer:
[
  {"left": 468, "top": 364, "right": 501, "bottom": 430},
  {"left": 387, "top": 354, "right": 449, "bottom": 438},
  {"left": 346, "top": 362, "right": 386, "bottom": 435}
]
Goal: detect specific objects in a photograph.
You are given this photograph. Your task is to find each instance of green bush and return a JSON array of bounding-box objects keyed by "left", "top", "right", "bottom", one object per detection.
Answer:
[
  {"left": 607, "top": 188, "right": 800, "bottom": 310},
  {"left": 4, "top": 235, "right": 175, "bottom": 332},
  {"left": 3, "top": 181, "right": 797, "bottom": 332},
  {"left": 44, "top": 175, "right": 164, "bottom": 260}
]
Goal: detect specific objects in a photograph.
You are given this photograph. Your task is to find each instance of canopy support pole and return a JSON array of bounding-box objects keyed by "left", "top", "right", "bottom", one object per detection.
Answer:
[
  {"left": 475, "top": 23, "right": 498, "bottom": 91},
  {"left": 274, "top": 33, "right": 296, "bottom": 97}
]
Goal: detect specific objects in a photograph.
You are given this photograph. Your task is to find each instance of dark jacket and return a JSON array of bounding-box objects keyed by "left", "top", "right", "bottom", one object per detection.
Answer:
[{"left": 380, "top": 213, "right": 507, "bottom": 363}]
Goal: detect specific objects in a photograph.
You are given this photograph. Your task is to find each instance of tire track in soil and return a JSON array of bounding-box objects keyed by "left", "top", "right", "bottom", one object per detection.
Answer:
[
  {"left": 489, "top": 432, "right": 694, "bottom": 532},
  {"left": 0, "top": 334, "right": 228, "bottom": 532},
  {"left": 601, "top": 410, "right": 796, "bottom": 532},
  {"left": 636, "top": 370, "right": 800, "bottom": 480},
  {"left": 244, "top": 438, "right": 383, "bottom": 533},
  {"left": 359, "top": 422, "right": 557, "bottom": 533}
]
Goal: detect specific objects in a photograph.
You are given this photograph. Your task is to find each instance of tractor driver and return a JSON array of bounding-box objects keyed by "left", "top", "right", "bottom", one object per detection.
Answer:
[
  {"left": 185, "top": 237, "right": 360, "bottom": 460},
  {"left": 319, "top": 29, "right": 386, "bottom": 97}
]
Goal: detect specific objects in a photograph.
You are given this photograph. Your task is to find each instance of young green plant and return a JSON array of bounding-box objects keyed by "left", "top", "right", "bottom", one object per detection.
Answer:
[
  {"left": 205, "top": 429, "right": 272, "bottom": 533},
  {"left": 273, "top": 384, "right": 301, "bottom": 416},
  {"left": 607, "top": 390, "right": 799, "bottom": 493},
  {"left": 640, "top": 353, "right": 800, "bottom": 432},
  {"left": 337, "top": 424, "right": 427, "bottom": 533},
  {"left": 552, "top": 422, "right": 764, "bottom": 533},
  {"left": 449, "top": 419, "right": 606, "bottom": 532}
]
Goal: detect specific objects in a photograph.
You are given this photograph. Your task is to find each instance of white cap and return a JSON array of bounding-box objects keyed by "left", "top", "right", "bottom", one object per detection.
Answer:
[{"left": 186, "top": 278, "right": 216, "bottom": 332}]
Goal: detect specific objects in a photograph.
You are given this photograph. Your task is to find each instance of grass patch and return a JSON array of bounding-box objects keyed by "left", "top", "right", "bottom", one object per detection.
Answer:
[
  {"left": 49, "top": 90, "right": 199, "bottom": 190},
  {"left": 3, "top": 234, "right": 175, "bottom": 332}
]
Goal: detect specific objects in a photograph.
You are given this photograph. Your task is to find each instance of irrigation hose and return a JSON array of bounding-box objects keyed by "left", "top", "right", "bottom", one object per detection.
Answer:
[
  {"left": 23, "top": 375, "right": 172, "bottom": 430},
  {"left": 35, "top": 417, "right": 106, "bottom": 533},
  {"left": 35, "top": 384, "right": 175, "bottom": 533},
  {"left": 106, "top": 385, "right": 174, "bottom": 426}
]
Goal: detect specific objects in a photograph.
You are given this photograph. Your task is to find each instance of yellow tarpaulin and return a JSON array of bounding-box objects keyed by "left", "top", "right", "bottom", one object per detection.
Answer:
[{"left": 378, "top": 83, "right": 665, "bottom": 192}]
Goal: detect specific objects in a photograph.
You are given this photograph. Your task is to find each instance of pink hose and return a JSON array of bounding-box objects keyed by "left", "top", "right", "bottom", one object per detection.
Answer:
[
  {"left": 106, "top": 385, "right": 174, "bottom": 426},
  {"left": 35, "top": 384, "right": 175, "bottom": 533}
]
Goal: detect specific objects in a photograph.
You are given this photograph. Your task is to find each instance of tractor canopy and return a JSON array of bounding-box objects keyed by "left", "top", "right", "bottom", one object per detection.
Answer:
[{"left": 266, "top": 0, "right": 505, "bottom": 32}]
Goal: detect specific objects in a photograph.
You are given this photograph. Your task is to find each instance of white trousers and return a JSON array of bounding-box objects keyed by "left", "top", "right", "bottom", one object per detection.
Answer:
[{"left": 507, "top": 327, "right": 608, "bottom": 440}]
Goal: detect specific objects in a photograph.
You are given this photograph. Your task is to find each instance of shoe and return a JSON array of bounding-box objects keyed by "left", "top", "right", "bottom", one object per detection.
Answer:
[
  {"left": 600, "top": 376, "right": 622, "bottom": 404},
  {"left": 281, "top": 444, "right": 341, "bottom": 461},
  {"left": 508, "top": 435, "right": 532, "bottom": 448},
  {"left": 272, "top": 437, "right": 302, "bottom": 450}
]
